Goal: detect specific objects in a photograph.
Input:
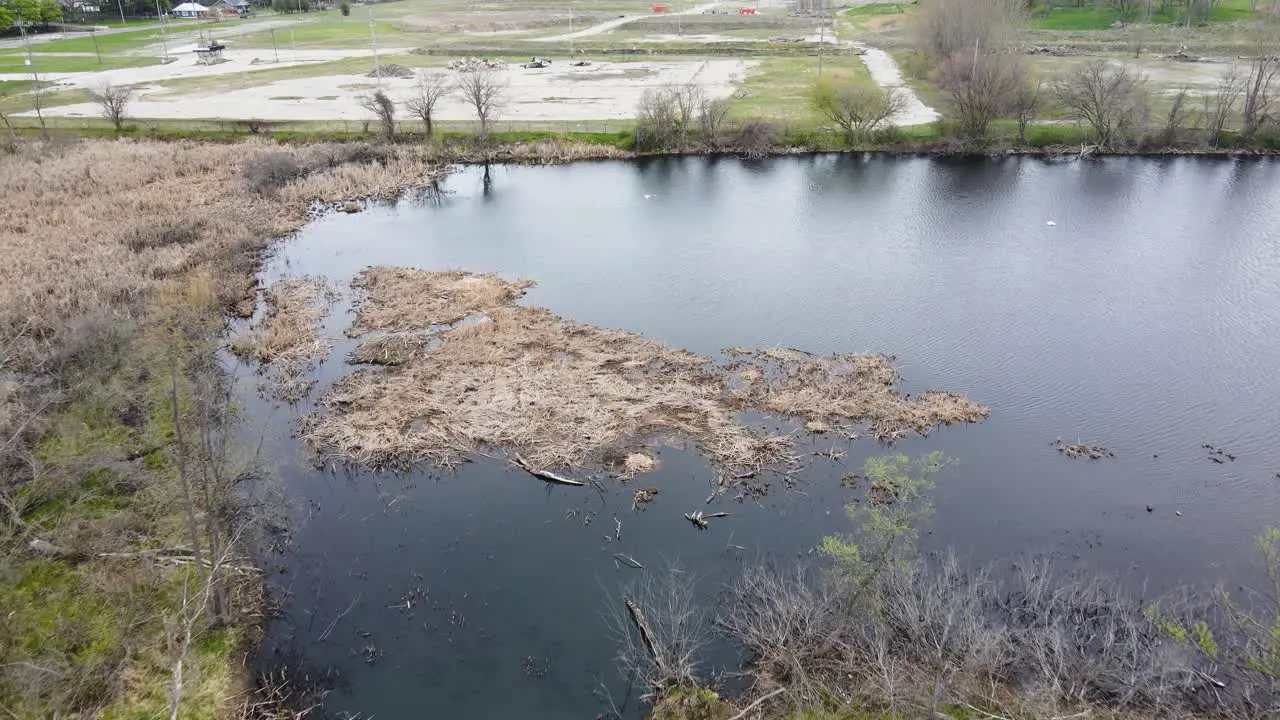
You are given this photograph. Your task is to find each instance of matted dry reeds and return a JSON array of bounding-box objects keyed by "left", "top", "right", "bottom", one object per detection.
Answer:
[
  {"left": 347, "top": 267, "right": 533, "bottom": 336},
  {"left": 725, "top": 348, "right": 991, "bottom": 442},
  {"left": 230, "top": 277, "right": 335, "bottom": 401},
  {"left": 302, "top": 268, "right": 990, "bottom": 476}
]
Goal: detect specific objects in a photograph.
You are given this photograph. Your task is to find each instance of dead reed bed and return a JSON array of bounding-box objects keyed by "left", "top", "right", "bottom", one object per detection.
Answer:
[
  {"left": 347, "top": 331, "right": 433, "bottom": 366},
  {"left": 230, "top": 277, "right": 335, "bottom": 402},
  {"left": 347, "top": 266, "right": 534, "bottom": 336},
  {"left": 304, "top": 304, "right": 793, "bottom": 471},
  {"left": 0, "top": 139, "right": 446, "bottom": 369},
  {"left": 726, "top": 348, "right": 991, "bottom": 441},
  {"left": 303, "top": 269, "right": 987, "bottom": 476}
]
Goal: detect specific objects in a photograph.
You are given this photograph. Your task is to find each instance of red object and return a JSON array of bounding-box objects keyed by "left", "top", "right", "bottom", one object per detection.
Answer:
[
  {"left": 739, "top": 7, "right": 757, "bottom": 13},
  {"left": 652, "top": 4, "right": 670, "bottom": 11}
]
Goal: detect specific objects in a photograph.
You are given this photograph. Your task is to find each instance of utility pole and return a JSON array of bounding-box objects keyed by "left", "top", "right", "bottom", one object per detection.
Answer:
[
  {"left": 368, "top": 8, "right": 380, "bottom": 87},
  {"left": 568, "top": 3, "right": 573, "bottom": 57},
  {"left": 270, "top": 28, "right": 279, "bottom": 62},
  {"left": 91, "top": 28, "right": 102, "bottom": 63},
  {"left": 155, "top": 0, "right": 169, "bottom": 59},
  {"left": 817, "top": 3, "right": 826, "bottom": 77},
  {"left": 116, "top": 0, "right": 126, "bottom": 24},
  {"left": 19, "top": 23, "right": 38, "bottom": 80}
]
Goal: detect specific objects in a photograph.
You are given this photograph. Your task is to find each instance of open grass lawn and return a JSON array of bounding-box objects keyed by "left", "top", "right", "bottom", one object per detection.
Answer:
[
  {"left": 844, "top": 2, "right": 913, "bottom": 16},
  {"left": 0, "top": 54, "right": 161, "bottom": 73},
  {"left": 1031, "top": 0, "right": 1260, "bottom": 30},
  {"left": 233, "top": 13, "right": 404, "bottom": 49},
  {"left": 728, "top": 53, "right": 869, "bottom": 124}
]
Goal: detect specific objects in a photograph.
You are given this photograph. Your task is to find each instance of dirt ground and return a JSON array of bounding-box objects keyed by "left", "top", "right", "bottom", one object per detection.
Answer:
[{"left": 30, "top": 57, "right": 753, "bottom": 122}]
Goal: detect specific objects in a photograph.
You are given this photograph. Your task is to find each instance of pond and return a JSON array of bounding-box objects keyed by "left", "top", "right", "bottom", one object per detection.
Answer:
[{"left": 245, "top": 155, "right": 1280, "bottom": 719}]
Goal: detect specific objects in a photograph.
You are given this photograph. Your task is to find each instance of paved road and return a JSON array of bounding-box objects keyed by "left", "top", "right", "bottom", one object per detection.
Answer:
[{"left": 535, "top": 1, "right": 724, "bottom": 42}]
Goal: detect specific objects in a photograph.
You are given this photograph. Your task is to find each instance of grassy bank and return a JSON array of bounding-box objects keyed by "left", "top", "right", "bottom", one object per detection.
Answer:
[{"left": 0, "top": 138, "right": 447, "bottom": 717}]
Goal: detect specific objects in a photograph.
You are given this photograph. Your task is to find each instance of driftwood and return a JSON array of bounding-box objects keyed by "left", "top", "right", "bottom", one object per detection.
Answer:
[
  {"left": 511, "top": 453, "right": 586, "bottom": 486},
  {"left": 727, "top": 687, "right": 786, "bottom": 720},
  {"left": 625, "top": 597, "right": 670, "bottom": 679},
  {"left": 612, "top": 553, "right": 645, "bottom": 569},
  {"left": 684, "top": 510, "right": 732, "bottom": 530}
]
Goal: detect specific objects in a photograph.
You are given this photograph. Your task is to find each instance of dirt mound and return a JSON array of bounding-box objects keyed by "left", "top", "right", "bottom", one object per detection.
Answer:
[
  {"left": 368, "top": 63, "right": 414, "bottom": 79},
  {"left": 302, "top": 269, "right": 989, "bottom": 474}
]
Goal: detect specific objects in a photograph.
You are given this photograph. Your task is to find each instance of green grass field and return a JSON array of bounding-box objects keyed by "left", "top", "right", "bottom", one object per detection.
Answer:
[
  {"left": 1031, "top": 0, "right": 1259, "bottom": 30},
  {"left": 0, "top": 54, "right": 161, "bottom": 73},
  {"left": 728, "top": 54, "right": 870, "bottom": 123}
]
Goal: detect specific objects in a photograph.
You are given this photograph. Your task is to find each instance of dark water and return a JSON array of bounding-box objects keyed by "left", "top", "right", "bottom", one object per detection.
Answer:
[{"left": 247, "top": 156, "right": 1280, "bottom": 719}]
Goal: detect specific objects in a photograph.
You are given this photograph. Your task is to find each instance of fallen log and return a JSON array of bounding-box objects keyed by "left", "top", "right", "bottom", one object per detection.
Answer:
[
  {"left": 684, "top": 510, "right": 732, "bottom": 530},
  {"left": 612, "top": 553, "right": 645, "bottom": 569},
  {"left": 512, "top": 453, "right": 586, "bottom": 486},
  {"left": 625, "top": 597, "right": 670, "bottom": 679}
]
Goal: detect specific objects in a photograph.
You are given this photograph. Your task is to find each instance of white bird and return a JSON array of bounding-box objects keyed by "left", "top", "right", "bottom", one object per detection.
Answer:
[
  {"left": 1046, "top": 220, "right": 1057, "bottom": 226},
  {"left": 643, "top": 193, "right": 653, "bottom": 199}
]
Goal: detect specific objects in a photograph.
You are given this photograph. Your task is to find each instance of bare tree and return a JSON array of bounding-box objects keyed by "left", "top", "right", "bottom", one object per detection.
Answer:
[
  {"left": 697, "top": 96, "right": 731, "bottom": 148},
  {"left": 405, "top": 70, "right": 453, "bottom": 139},
  {"left": 940, "top": 51, "right": 1026, "bottom": 140},
  {"left": 914, "top": 0, "right": 1023, "bottom": 63},
  {"left": 1160, "top": 87, "right": 1194, "bottom": 146},
  {"left": 92, "top": 83, "right": 131, "bottom": 132},
  {"left": 1206, "top": 65, "right": 1245, "bottom": 146},
  {"left": 1054, "top": 60, "right": 1148, "bottom": 148},
  {"left": 456, "top": 68, "right": 507, "bottom": 143},
  {"left": 358, "top": 90, "right": 396, "bottom": 142},
  {"left": 1012, "top": 78, "right": 1041, "bottom": 145},
  {"left": 1114, "top": 0, "right": 1151, "bottom": 23},
  {"left": 637, "top": 86, "right": 680, "bottom": 150},
  {"left": 1241, "top": 34, "right": 1280, "bottom": 140},
  {"left": 812, "top": 79, "right": 905, "bottom": 142},
  {"left": 672, "top": 83, "right": 703, "bottom": 151}
]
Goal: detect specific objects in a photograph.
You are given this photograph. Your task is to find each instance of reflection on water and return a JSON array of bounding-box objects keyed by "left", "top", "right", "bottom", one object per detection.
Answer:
[{"left": 249, "top": 156, "right": 1280, "bottom": 719}]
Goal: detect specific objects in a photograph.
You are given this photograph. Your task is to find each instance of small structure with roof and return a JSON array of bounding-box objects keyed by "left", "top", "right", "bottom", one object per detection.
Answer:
[{"left": 171, "top": 2, "right": 210, "bottom": 17}]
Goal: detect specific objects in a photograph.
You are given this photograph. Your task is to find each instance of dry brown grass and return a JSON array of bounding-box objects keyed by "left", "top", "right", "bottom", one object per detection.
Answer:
[
  {"left": 304, "top": 304, "right": 793, "bottom": 472},
  {"left": 230, "top": 277, "right": 335, "bottom": 402},
  {"left": 347, "top": 266, "right": 533, "bottom": 337},
  {"left": 0, "top": 139, "right": 445, "bottom": 369},
  {"left": 726, "top": 348, "right": 991, "bottom": 441},
  {"left": 347, "top": 331, "right": 433, "bottom": 366},
  {"left": 303, "top": 270, "right": 988, "bottom": 476}
]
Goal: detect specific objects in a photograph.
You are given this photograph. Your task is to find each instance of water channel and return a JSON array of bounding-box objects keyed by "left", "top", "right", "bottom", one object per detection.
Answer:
[{"left": 244, "top": 155, "right": 1280, "bottom": 718}]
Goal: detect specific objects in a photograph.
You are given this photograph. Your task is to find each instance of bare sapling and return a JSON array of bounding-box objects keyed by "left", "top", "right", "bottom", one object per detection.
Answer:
[
  {"left": 456, "top": 68, "right": 507, "bottom": 143},
  {"left": 812, "top": 79, "right": 905, "bottom": 142},
  {"left": 636, "top": 86, "right": 680, "bottom": 150},
  {"left": 406, "top": 70, "right": 453, "bottom": 139},
  {"left": 697, "top": 96, "right": 730, "bottom": 149},
  {"left": 1241, "top": 28, "right": 1280, "bottom": 141},
  {"left": 1012, "top": 78, "right": 1041, "bottom": 145},
  {"left": 359, "top": 90, "right": 397, "bottom": 142},
  {"left": 1206, "top": 65, "right": 1244, "bottom": 147},
  {"left": 940, "top": 51, "right": 1026, "bottom": 140},
  {"left": 1054, "top": 60, "right": 1148, "bottom": 148},
  {"left": 92, "top": 83, "right": 132, "bottom": 132}
]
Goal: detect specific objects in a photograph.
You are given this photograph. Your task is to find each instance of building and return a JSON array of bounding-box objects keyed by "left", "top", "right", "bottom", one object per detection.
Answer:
[{"left": 170, "top": 2, "right": 211, "bottom": 17}]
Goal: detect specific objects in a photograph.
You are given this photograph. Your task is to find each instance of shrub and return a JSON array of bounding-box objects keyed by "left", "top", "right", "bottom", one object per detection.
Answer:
[{"left": 243, "top": 151, "right": 303, "bottom": 195}]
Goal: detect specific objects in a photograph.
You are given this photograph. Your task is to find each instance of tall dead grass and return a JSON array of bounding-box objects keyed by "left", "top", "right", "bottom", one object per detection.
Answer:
[
  {"left": 0, "top": 139, "right": 445, "bottom": 369},
  {"left": 230, "top": 277, "right": 335, "bottom": 402},
  {"left": 303, "top": 270, "right": 987, "bottom": 475},
  {"left": 727, "top": 349, "right": 991, "bottom": 441},
  {"left": 347, "top": 266, "right": 533, "bottom": 336},
  {"left": 305, "top": 304, "right": 792, "bottom": 471}
]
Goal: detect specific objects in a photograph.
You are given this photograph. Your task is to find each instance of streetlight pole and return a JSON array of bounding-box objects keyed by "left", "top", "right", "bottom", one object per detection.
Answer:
[
  {"left": 368, "top": 8, "right": 380, "bottom": 87},
  {"left": 154, "top": 0, "right": 169, "bottom": 59},
  {"left": 116, "top": 0, "right": 126, "bottom": 24}
]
